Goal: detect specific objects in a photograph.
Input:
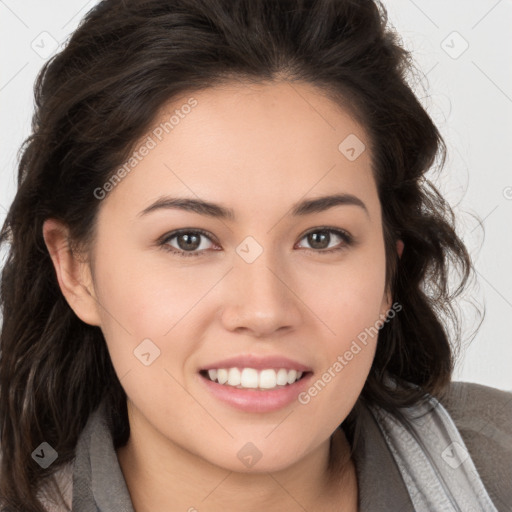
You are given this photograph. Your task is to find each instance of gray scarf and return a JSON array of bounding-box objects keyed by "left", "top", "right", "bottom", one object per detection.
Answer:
[{"left": 368, "top": 394, "right": 498, "bottom": 511}]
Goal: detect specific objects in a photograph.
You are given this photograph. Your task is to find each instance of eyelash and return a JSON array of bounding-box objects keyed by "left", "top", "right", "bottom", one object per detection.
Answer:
[{"left": 158, "top": 227, "right": 354, "bottom": 258}]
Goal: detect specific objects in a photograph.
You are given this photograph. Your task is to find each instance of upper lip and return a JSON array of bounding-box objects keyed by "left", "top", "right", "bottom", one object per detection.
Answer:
[{"left": 200, "top": 354, "right": 313, "bottom": 372}]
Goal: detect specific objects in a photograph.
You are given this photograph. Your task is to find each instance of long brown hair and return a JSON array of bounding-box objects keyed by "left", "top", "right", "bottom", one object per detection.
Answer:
[{"left": 0, "top": 0, "right": 475, "bottom": 510}]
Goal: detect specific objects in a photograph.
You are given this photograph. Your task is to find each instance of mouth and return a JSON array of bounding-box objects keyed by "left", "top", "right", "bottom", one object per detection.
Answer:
[
  {"left": 198, "top": 366, "right": 314, "bottom": 413},
  {"left": 197, "top": 354, "right": 314, "bottom": 412},
  {"left": 199, "top": 367, "right": 311, "bottom": 391}
]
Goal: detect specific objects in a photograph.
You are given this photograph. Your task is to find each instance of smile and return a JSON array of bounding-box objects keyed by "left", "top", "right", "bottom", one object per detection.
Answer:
[{"left": 201, "top": 367, "right": 305, "bottom": 390}]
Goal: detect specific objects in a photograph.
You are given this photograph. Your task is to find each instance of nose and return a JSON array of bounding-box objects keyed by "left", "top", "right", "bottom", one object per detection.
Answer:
[{"left": 220, "top": 249, "right": 303, "bottom": 338}]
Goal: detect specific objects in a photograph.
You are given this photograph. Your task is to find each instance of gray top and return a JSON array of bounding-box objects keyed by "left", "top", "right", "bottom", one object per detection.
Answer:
[{"left": 38, "top": 380, "right": 512, "bottom": 511}]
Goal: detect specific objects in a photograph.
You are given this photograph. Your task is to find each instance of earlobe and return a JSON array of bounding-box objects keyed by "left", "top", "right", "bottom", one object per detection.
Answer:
[{"left": 42, "top": 218, "right": 101, "bottom": 326}]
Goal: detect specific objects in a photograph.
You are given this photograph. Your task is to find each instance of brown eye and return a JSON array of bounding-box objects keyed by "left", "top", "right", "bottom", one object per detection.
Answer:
[
  {"left": 297, "top": 228, "right": 353, "bottom": 253},
  {"left": 160, "top": 229, "right": 217, "bottom": 257},
  {"left": 175, "top": 232, "right": 202, "bottom": 251}
]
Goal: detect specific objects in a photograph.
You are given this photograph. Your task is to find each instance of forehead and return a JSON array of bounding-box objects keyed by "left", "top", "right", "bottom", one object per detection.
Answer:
[{"left": 99, "top": 80, "right": 377, "bottom": 221}]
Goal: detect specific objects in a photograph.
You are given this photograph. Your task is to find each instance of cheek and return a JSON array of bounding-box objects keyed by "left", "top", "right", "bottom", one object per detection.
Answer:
[
  {"left": 90, "top": 239, "right": 211, "bottom": 380},
  {"left": 296, "top": 240, "right": 386, "bottom": 412},
  {"left": 297, "top": 274, "right": 385, "bottom": 438},
  {"left": 93, "top": 235, "right": 211, "bottom": 333},
  {"left": 306, "top": 246, "right": 387, "bottom": 342}
]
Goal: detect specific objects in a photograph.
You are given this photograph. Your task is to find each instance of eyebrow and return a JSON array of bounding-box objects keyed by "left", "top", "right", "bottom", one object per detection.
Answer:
[{"left": 137, "top": 193, "right": 369, "bottom": 220}]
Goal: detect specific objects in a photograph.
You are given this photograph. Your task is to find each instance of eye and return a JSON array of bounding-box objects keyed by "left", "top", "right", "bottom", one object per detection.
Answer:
[
  {"left": 159, "top": 227, "right": 354, "bottom": 258},
  {"left": 295, "top": 227, "right": 353, "bottom": 254},
  {"left": 159, "top": 229, "right": 218, "bottom": 258}
]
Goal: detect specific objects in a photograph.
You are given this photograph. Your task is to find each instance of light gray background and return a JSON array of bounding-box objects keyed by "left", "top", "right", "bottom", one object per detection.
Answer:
[{"left": 1, "top": 1, "right": 511, "bottom": 391}]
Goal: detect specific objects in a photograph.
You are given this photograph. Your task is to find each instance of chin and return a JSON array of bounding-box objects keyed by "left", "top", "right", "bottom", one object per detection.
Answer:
[{"left": 203, "top": 438, "right": 313, "bottom": 474}]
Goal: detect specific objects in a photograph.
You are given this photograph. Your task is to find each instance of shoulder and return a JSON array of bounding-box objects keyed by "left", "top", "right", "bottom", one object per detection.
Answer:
[
  {"left": 437, "top": 380, "right": 512, "bottom": 510},
  {"left": 438, "top": 380, "right": 512, "bottom": 436}
]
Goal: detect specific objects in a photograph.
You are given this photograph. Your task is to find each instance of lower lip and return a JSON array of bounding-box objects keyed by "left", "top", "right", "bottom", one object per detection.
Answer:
[{"left": 199, "top": 372, "right": 313, "bottom": 413}]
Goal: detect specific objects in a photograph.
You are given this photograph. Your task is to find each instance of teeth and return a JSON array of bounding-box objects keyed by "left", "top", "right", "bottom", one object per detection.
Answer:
[
  {"left": 276, "top": 369, "right": 288, "bottom": 386},
  {"left": 241, "top": 368, "right": 259, "bottom": 388},
  {"left": 259, "top": 369, "right": 277, "bottom": 389},
  {"left": 204, "top": 368, "right": 304, "bottom": 390},
  {"left": 228, "top": 368, "right": 241, "bottom": 386},
  {"left": 287, "top": 369, "right": 297, "bottom": 384},
  {"left": 217, "top": 369, "right": 228, "bottom": 384}
]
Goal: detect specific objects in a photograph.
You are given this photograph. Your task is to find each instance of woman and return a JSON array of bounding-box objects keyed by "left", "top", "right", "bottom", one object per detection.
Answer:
[{"left": 0, "top": 0, "right": 510, "bottom": 511}]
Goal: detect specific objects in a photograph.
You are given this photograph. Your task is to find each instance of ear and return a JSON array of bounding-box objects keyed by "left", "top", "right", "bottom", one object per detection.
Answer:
[
  {"left": 380, "top": 238, "right": 405, "bottom": 316},
  {"left": 396, "top": 239, "right": 404, "bottom": 259},
  {"left": 42, "top": 218, "right": 101, "bottom": 326}
]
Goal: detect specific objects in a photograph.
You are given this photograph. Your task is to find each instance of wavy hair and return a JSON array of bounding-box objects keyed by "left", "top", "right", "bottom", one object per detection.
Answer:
[{"left": 0, "top": 0, "right": 474, "bottom": 509}]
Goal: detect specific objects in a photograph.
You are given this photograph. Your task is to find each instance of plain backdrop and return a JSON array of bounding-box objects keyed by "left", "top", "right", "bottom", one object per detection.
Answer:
[{"left": 0, "top": 1, "right": 511, "bottom": 391}]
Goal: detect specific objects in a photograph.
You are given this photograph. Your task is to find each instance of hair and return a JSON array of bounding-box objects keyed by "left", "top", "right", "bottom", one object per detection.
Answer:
[{"left": 0, "top": 0, "right": 476, "bottom": 509}]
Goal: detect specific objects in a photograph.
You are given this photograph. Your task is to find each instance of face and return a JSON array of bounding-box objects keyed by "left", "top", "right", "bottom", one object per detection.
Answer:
[{"left": 64, "top": 81, "right": 391, "bottom": 473}]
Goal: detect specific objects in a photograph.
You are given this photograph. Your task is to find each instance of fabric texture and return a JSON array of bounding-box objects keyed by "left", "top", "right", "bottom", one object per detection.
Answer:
[
  {"left": 367, "top": 395, "right": 498, "bottom": 511},
  {"left": 35, "top": 380, "right": 512, "bottom": 511}
]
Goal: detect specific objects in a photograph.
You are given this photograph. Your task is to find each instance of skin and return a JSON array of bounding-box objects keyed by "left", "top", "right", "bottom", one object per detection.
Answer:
[{"left": 43, "top": 80, "right": 403, "bottom": 512}]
